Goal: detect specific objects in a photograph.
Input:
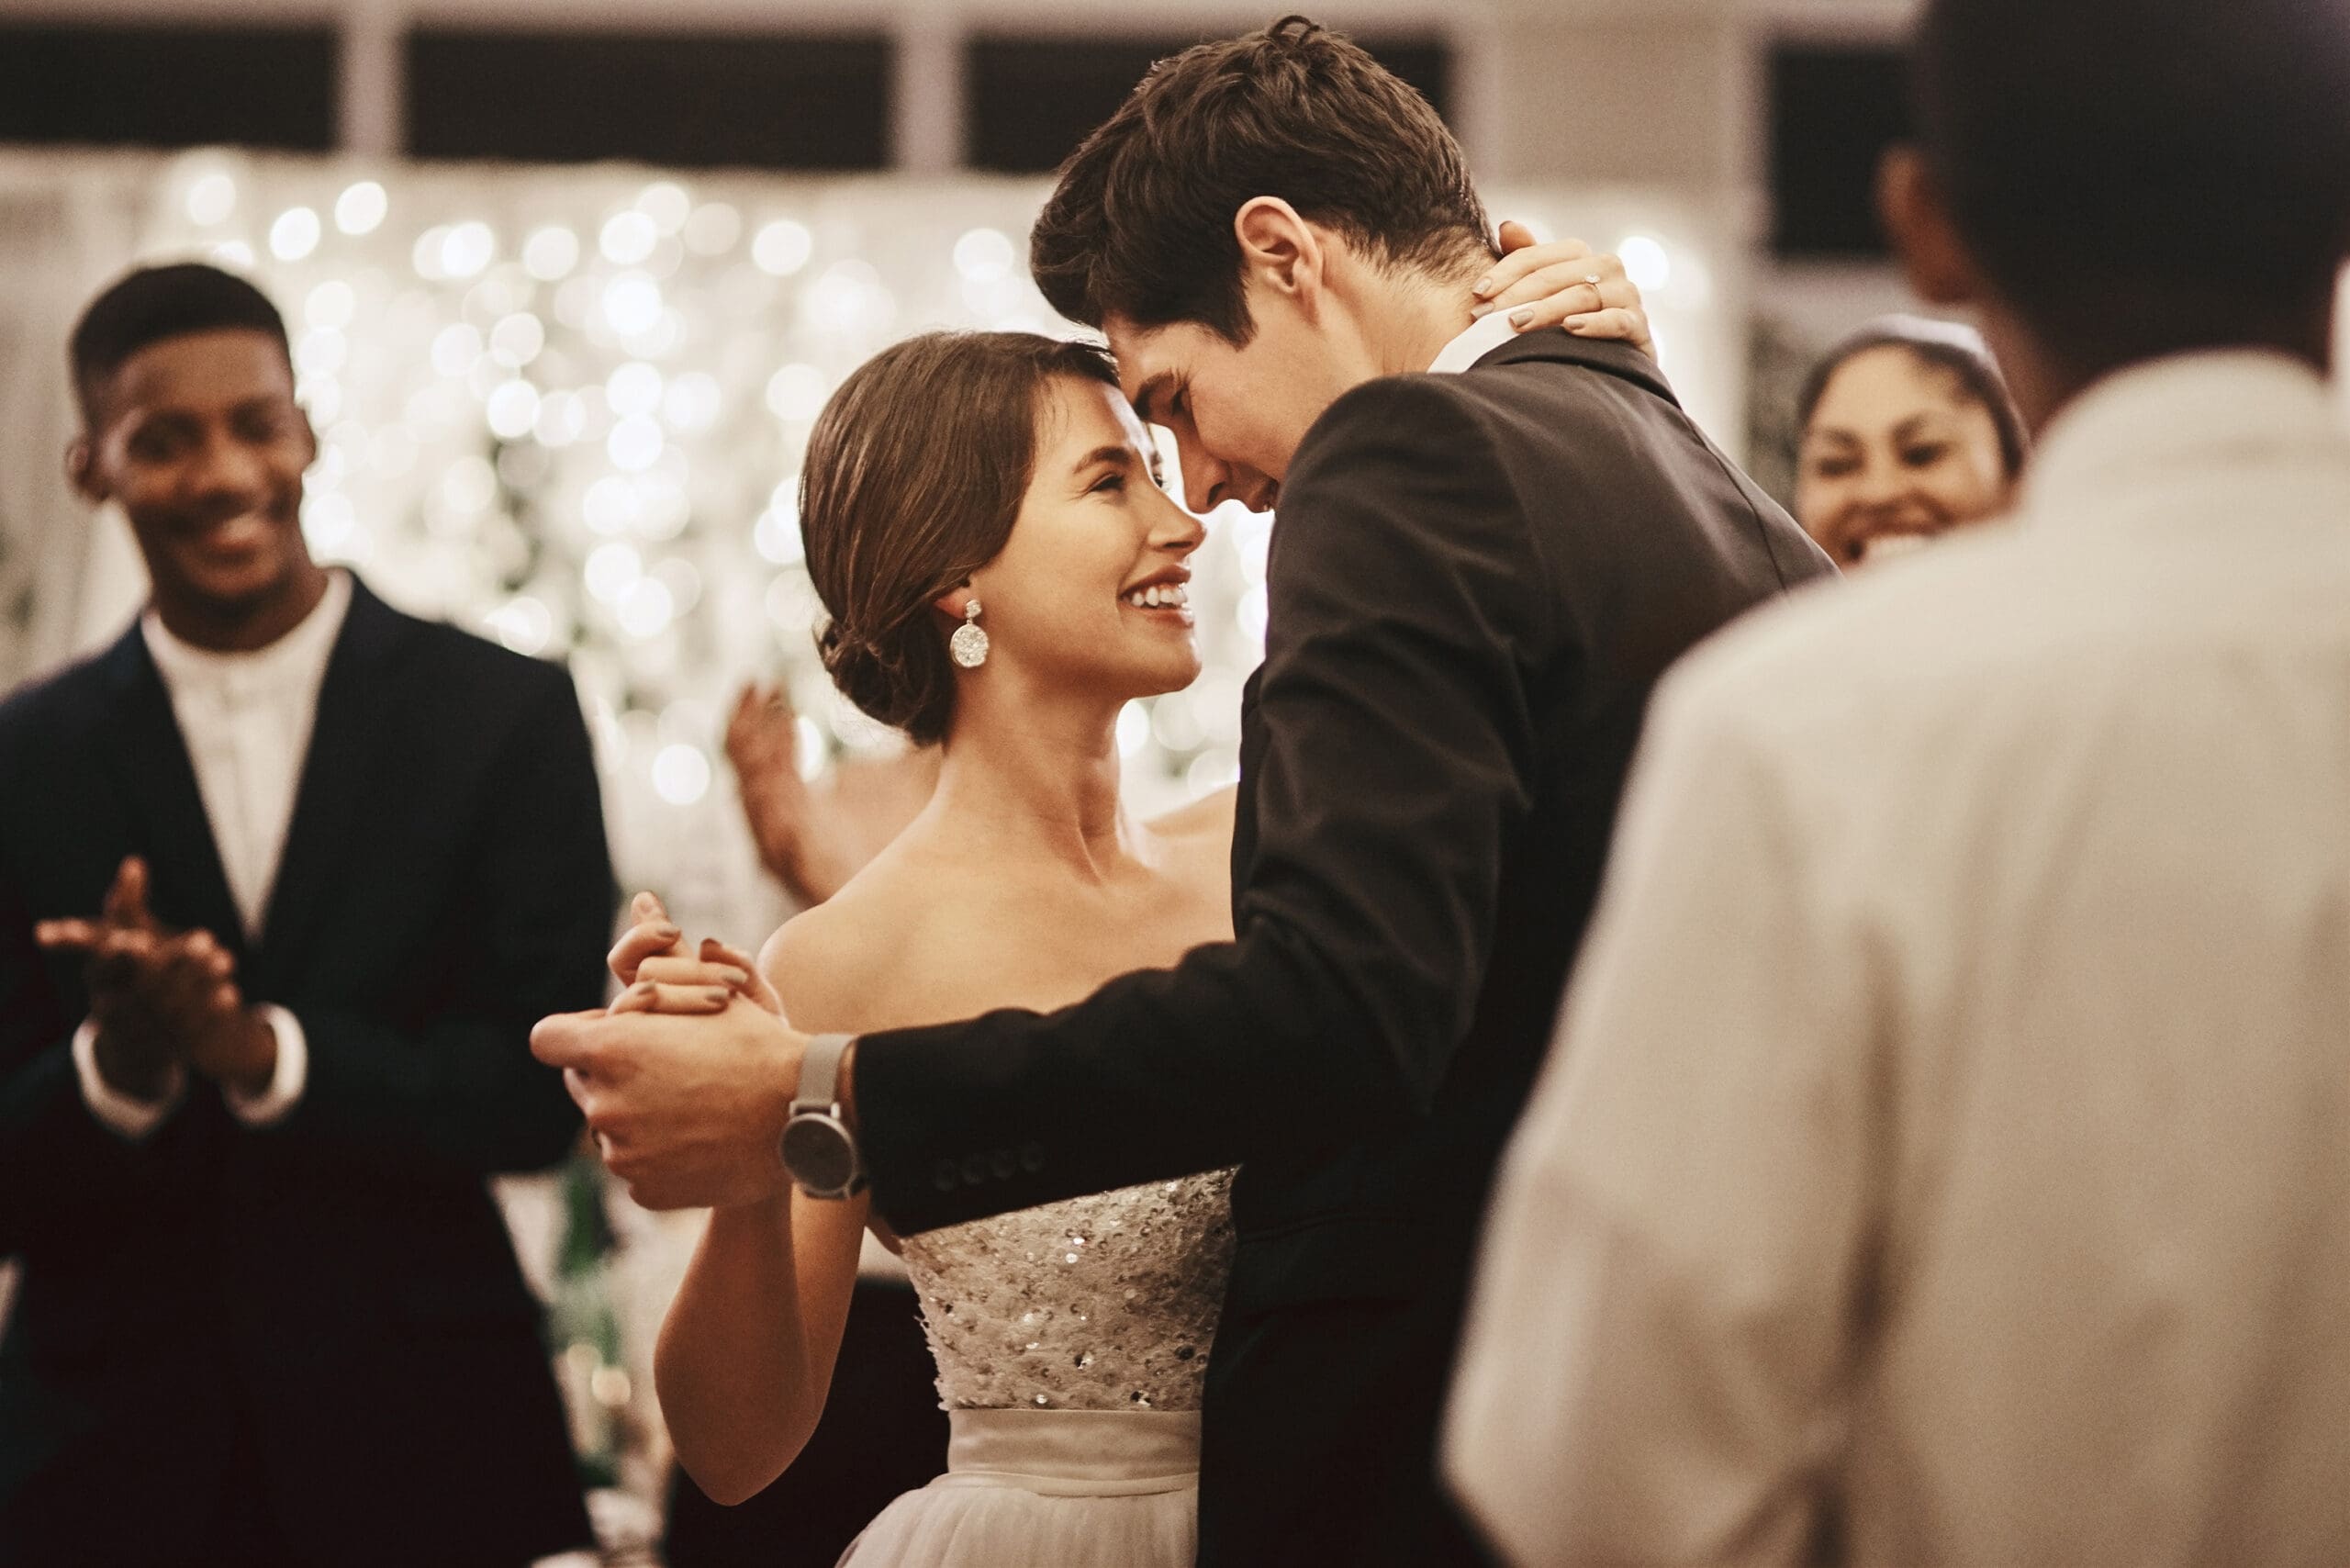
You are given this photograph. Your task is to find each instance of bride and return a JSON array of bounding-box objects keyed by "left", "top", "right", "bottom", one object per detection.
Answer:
[{"left": 610, "top": 242, "right": 1649, "bottom": 1566}]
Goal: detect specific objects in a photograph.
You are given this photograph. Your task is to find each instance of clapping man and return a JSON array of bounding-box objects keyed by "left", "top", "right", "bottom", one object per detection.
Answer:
[{"left": 0, "top": 263, "right": 610, "bottom": 1567}]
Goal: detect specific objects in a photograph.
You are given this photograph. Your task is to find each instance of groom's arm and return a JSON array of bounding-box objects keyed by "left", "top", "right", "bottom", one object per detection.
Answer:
[{"left": 854, "top": 376, "right": 1550, "bottom": 1233}]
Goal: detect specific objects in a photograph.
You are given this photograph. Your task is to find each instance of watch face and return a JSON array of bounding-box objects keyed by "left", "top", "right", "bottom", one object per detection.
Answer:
[{"left": 781, "top": 1114, "right": 857, "bottom": 1193}]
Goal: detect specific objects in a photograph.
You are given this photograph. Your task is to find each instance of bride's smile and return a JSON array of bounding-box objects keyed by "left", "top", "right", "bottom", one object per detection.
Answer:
[
  {"left": 1120, "top": 569, "right": 1193, "bottom": 620},
  {"left": 956, "top": 374, "right": 1205, "bottom": 711}
]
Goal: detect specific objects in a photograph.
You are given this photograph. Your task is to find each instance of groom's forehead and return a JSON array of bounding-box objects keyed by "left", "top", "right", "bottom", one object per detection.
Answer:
[{"left": 1103, "top": 314, "right": 1195, "bottom": 420}]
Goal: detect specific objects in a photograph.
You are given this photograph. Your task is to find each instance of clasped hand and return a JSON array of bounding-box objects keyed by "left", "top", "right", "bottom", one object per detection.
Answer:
[
  {"left": 532, "top": 892, "right": 811, "bottom": 1211},
  {"left": 36, "top": 856, "right": 276, "bottom": 1100}
]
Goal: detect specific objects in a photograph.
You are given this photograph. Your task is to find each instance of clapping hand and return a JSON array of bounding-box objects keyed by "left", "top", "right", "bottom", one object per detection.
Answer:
[
  {"left": 1474, "top": 221, "right": 1658, "bottom": 361},
  {"left": 35, "top": 855, "right": 278, "bottom": 1098}
]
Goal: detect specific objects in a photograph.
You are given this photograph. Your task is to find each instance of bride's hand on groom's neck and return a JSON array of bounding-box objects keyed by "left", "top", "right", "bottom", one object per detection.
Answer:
[{"left": 1470, "top": 219, "right": 1658, "bottom": 362}]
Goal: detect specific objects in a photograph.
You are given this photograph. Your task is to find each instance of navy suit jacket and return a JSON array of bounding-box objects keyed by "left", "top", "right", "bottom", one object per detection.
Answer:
[{"left": 0, "top": 577, "right": 611, "bottom": 1567}]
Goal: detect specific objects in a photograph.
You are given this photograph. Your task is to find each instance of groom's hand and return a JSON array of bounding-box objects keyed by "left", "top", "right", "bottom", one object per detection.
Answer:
[{"left": 532, "top": 1001, "right": 807, "bottom": 1210}]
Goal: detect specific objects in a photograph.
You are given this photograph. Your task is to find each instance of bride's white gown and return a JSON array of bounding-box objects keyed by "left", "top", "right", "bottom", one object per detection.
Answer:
[{"left": 839, "top": 1170, "right": 1236, "bottom": 1567}]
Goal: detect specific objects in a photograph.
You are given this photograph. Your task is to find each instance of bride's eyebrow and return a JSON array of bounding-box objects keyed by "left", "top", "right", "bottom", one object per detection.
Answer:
[{"left": 1071, "top": 442, "right": 1131, "bottom": 476}]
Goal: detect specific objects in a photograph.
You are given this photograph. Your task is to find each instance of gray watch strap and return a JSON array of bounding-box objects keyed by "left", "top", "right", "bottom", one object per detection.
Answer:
[{"left": 797, "top": 1032, "right": 856, "bottom": 1114}]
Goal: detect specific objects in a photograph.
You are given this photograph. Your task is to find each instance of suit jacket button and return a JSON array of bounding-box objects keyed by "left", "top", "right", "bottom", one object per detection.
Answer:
[
  {"left": 961, "top": 1154, "right": 989, "bottom": 1186},
  {"left": 934, "top": 1159, "right": 960, "bottom": 1193},
  {"left": 1019, "top": 1141, "right": 1046, "bottom": 1173},
  {"left": 990, "top": 1148, "right": 1015, "bottom": 1180}
]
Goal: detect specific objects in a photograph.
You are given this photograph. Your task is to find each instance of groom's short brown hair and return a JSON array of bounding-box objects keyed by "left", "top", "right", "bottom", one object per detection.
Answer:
[{"left": 1028, "top": 15, "right": 1493, "bottom": 343}]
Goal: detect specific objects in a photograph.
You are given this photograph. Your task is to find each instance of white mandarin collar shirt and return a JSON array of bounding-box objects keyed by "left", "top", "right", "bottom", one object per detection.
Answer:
[
  {"left": 73, "top": 569, "right": 352, "bottom": 1139},
  {"left": 1426, "top": 308, "right": 1523, "bottom": 375},
  {"left": 140, "top": 566, "right": 352, "bottom": 939},
  {"left": 1448, "top": 351, "right": 2350, "bottom": 1567}
]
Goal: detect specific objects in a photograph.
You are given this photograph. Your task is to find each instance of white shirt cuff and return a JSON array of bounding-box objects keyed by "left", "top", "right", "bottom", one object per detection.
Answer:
[
  {"left": 72, "top": 1017, "right": 186, "bottom": 1141},
  {"left": 223, "top": 1003, "right": 308, "bottom": 1126}
]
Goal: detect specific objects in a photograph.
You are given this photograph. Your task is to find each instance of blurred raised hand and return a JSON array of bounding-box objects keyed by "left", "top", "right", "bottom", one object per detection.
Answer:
[
  {"left": 727, "top": 679, "right": 941, "bottom": 909},
  {"left": 728, "top": 683, "right": 862, "bottom": 907}
]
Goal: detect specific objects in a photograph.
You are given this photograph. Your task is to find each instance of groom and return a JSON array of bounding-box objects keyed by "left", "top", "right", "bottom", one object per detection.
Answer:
[{"left": 538, "top": 17, "right": 1831, "bottom": 1564}]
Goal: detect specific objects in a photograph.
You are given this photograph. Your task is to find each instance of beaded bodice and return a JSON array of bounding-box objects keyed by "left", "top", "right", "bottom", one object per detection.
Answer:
[{"left": 898, "top": 1170, "right": 1236, "bottom": 1412}]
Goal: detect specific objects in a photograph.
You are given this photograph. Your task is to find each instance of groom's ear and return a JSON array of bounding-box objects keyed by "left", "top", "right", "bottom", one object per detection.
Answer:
[{"left": 1233, "top": 197, "right": 1324, "bottom": 311}]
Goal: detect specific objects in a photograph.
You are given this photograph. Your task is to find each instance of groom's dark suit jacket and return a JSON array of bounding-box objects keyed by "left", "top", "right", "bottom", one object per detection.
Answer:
[
  {"left": 0, "top": 577, "right": 610, "bottom": 1567},
  {"left": 856, "top": 332, "right": 1834, "bottom": 1565}
]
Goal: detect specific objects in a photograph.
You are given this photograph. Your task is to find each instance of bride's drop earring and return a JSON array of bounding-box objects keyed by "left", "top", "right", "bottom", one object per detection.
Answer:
[{"left": 950, "top": 599, "right": 990, "bottom": 669}]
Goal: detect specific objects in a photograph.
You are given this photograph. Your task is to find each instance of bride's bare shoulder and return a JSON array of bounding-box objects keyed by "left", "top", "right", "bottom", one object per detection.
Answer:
[
  {"left": 1148, "top": 784, "right": 1237, "bottom": 859},
  {"left": 755, "top": 844, "right": 952, "bottom": 1035}
]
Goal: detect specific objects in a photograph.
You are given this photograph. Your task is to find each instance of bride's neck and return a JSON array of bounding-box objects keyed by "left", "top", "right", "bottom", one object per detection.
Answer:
[{"left": 926, "top": 676, "right": 1136, "bottom": 879}]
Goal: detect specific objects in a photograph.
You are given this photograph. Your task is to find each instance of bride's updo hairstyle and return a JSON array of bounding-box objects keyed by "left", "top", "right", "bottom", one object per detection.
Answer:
[{"left": 800, "top": 330, "right": 1120, "bottom": 745}]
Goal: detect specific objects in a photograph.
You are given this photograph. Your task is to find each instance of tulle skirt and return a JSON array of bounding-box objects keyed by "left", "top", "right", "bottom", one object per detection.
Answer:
[{"left": 837, "top": 1407, "right": 1199, "bottom": 1568}]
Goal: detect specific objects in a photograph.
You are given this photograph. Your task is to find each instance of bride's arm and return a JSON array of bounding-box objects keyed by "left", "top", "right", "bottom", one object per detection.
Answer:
[
  {"left": 652, "top": 917, "right": 873, "bottom": 1504},
  {"left": 655, "top": 1188, "right": 868, "bottom": 1503}
]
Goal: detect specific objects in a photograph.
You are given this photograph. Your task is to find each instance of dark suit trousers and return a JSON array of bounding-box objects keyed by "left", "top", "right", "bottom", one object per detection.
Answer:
[{"left": 1198, "top": 1273, "right": 1491, "bottom": 1568}]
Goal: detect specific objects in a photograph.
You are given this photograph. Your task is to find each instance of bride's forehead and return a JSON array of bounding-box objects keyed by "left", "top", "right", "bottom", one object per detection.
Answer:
[{"left": 1042, "top": 375, "right": 1151, "bottom": 452}]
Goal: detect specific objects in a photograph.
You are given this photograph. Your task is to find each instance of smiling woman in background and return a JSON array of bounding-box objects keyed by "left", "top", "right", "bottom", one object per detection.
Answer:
[{"left": 1794, "top": 314, "right": 2028, "bottom": 566}]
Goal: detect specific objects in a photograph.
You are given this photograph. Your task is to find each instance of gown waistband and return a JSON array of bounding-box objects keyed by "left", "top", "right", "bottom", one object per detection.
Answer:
[{"left": 934, "top": 1407, "right": 1202, "bottom": 1497}]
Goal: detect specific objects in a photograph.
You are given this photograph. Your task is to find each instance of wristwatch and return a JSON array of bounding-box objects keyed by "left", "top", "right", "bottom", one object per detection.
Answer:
[{"left": 780, "top": 1032, "right": 866, "bottom": 1199}]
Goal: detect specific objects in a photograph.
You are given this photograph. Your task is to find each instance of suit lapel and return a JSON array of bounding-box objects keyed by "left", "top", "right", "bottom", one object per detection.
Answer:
[
  {"left": 1229, "top": 668, "right": 1266, "bottom": 908},
  {"left": 92, "top": 625, "right": 247, "bottom": 951},
  {"left": 257, "top": 577, "right": 408, "bottom": 978}
]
